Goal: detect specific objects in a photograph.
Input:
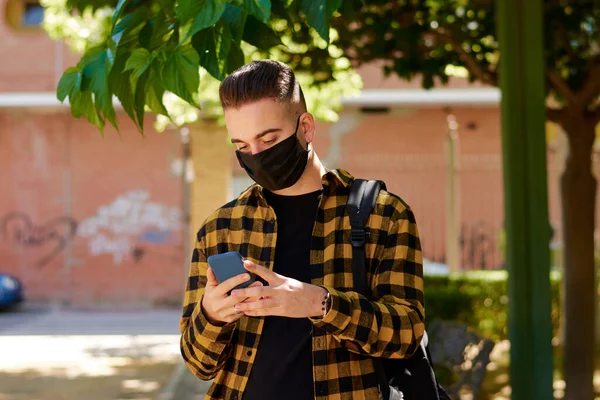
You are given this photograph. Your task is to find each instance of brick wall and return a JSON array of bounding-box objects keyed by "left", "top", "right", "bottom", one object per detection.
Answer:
[
  {"left": 1, "top": 7, "right": 599, "bottom": 305},
  {"left": 0, "top": 110, "right": 186, "bottom": 307}
]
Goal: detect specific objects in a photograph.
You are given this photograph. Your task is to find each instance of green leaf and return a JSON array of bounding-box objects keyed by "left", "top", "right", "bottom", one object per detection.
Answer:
[
  {"left": 192, "top": 19, "right": 238, "bottom": 80},
  {"left": 139, "top": 21, "right": 154, "bottom": 49},
  {"left": 149, "top": 11, "right": 174, "bottom": 50},
  {"left": 112, "top": 0, "right": 128, "bottom": 27},
  {"left": 245, "top": 0, "right": 270, "bottom": 24},
  {"left": 104, "top": 98, "right": 118, "bottom": 131},
  {"left": 192, "top": 28, "right": 221, "bottom": 79},
  {"left": 57, "top": 67, "right": 82, "bottom": 102},
  {"left": 300, "top": 0, "right": 342, "bottom": 42},
  {"left": 71, "top": 90, "right": 105, "bottom": 133},
  {"left": 125, "top": 48, "right": 152, "bottom": 79},
  {"left": 217, "top": 21, "right": 233, "bottom": 72},
  {"left": 112, "top": 8, "right": 147, "bottom": 47},
  {"left": 187, "top": 1, "right": 227, "bottom": 38},
  {"left": 161, "top": 45, "right": 200, "bottom": 106},
  {"left": 242, "top": 16, "right": 281, "bottom": 50},
  {"left": 222, "top": 3, "right": 247, "bottom": 42},
  {"left": 146, "top": 68, "right": 169, "bottom": 116},
  {"left": 226, "top": 42, "right": 245, "bottom": 74},
  {"left": 134, "top": 69, "right": 150, "bottom": 132},
  {"left": 81, "top": 49, "right": 117, "bottom": 130},
  {"left": 175, "top": 0, "right": 198, "bottom": 23},
  {"left": 67, "top": 0, "right": 112, "bottom": 12},
  {"left": 109, "top": 51, "right": 136, "bottom": 125},
  {"left": 177, "top": 0, "right": 226, "bottom": 41}
]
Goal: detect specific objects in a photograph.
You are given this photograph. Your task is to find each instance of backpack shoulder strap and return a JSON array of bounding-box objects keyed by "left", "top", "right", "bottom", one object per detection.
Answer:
[
  {"left": 347, "top": 178, "right": 389, "bottom": 398},
  {"left": 347, "top": 179, "right": 381, "bottom": 296},
  {"left": 348, "top": 179, "right": 446, "bottom": 400}
]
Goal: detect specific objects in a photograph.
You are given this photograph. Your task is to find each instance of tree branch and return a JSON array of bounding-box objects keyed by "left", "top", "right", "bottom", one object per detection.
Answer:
[
  {"left": 547, "top": 71, "right": 580, "bottom": 108},
  {"left": 579, "top": 63, "right": 600, "bottom": 108},
  {"left": 433, "top": 29, "right": 497, "bottom": 87},
  {"left": 546, "top": 107, "right": 566, "bottom": 124}
]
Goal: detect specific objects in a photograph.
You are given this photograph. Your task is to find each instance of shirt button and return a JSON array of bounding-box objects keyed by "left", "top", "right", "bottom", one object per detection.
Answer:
[{"left": 247, "top": 350, "right": 252, "bottom": 356}]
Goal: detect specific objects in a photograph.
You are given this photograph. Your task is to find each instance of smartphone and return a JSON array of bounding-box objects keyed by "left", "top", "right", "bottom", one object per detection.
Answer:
[{"left": 207, "top": 251, "right": 255, "bottom": 291}]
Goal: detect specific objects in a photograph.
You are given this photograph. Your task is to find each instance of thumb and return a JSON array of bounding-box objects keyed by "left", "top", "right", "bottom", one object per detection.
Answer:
[{"left": 206, "top": 267, "right": 219, "bottom": 287}]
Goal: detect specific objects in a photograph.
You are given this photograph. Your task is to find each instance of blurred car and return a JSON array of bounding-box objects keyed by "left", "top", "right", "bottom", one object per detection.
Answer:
[
  {"left": 0, "top": 273, "right": 24, "bottom": 310},
  {"left": 423, "top": 258, "right": 450, "bottom": 276}
]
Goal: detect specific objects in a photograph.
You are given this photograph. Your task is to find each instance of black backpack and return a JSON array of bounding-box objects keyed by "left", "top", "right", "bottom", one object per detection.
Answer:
[{"left": 347, "top": 179, "right": 451, "bottom": 400}]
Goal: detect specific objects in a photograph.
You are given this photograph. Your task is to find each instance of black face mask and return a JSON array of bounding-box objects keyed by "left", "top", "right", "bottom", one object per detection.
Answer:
[{"left": 235, "top": 118, "right": 309, "bottom": 192}]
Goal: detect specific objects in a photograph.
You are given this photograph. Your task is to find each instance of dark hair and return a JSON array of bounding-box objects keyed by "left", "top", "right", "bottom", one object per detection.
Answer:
[{"left": 219, "top": 60, "right": 306, "bottom": 110}]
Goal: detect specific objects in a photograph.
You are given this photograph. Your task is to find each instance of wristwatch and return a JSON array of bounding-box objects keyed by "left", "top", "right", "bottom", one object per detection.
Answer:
[{"left": 321, "top": 290, "right": 332, "bottom": 318}]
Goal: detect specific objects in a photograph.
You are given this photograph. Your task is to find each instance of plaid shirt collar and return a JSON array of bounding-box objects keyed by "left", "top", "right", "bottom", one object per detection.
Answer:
[{"left": 245, "top": 168, "right": 355, "bottom": 204}]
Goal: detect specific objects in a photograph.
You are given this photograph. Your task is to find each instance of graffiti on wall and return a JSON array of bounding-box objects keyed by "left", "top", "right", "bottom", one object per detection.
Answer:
[
  {"left": 460, "top": 222, "right": 500, "bottom": 269},
  {"left": 0, "top": 212, "right": 78, "bottom": 267},
  {"left": 77, "top": 190, "right": 182, "bottom": 264},
  {"left": 421, "top": 220, "right": 503, "bottom": 270}
]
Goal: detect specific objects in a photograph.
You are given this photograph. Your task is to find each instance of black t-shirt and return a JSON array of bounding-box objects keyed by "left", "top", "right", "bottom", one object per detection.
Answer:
[{"left": 242, "top": 189, "right": 322, "bottom": 400}]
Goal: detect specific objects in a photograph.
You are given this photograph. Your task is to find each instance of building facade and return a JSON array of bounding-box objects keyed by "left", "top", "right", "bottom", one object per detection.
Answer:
[{"left": 1, "top": 0, "right": 598, "bottom": 306}]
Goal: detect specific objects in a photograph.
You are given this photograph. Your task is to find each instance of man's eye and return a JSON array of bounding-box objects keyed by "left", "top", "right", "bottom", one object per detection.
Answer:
[{"left": 263, "top": 139, "right": 276, "bottom": 145}]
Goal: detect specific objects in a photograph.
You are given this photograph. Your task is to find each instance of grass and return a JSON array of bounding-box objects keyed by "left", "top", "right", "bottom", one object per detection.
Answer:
[{"left": 0, "top": 360, "right": 177, "bottom": 400}]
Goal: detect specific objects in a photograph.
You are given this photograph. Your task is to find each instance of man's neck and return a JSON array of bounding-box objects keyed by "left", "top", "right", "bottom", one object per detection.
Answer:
[{"left": 270, "top": 153, "right": 327, "bottom": 196}]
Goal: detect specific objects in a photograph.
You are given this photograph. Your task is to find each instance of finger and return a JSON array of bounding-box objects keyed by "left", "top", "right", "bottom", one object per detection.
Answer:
[
  {"left": 220, "top": 306, "right": 245, "bottom": 324},
  {"left": 213, "top": 283, "right": 263, "bottom": 312},
  {"left": 235, "top": 298, "right": 276, "bottom": 313},
  {"left": 244, "top": 281, "right": 264, "bottom": 302},
  {"left": 243, "top": 260, "right": 281, "bottom": 284},
  {"left": 214, "top": 273, "right": 253, "bottom": 296},
  {"left": 206, "top": 268, "right": 219, "bottom": 287},
  {"left": 243, "top": 308, "right": 278, "bottom": 317},
  {"left": 231, "top": 285, "right": 274, "bottom": 299}
]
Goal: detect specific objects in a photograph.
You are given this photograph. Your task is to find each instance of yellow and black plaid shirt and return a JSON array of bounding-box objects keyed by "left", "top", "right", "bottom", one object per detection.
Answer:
[{"left": 180, "top": 169, "right": 425, "bottom": 400}]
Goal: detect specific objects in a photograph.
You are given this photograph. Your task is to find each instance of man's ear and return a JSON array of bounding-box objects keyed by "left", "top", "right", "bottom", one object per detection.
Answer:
[{"left": 300, "top": 113, "right": 316, "bottom": 144}]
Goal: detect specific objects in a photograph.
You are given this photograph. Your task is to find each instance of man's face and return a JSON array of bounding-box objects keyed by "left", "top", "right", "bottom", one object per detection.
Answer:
[{"left": 225, "top": 99, "right": 312, "bottom": 156}]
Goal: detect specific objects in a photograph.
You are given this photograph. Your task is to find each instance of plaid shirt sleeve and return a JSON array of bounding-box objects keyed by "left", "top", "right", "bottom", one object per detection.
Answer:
[
  {"left": 179, "top": 233, "right": 236, "bottom": 380},
  {"left": 310, "top": 204, "right": 425, "bottom": 359}
]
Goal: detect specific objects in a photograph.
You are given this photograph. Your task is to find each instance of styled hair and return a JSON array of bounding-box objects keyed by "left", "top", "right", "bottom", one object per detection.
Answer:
[{"left": 219, "top": 60, "right": 306, "bottom": 110}]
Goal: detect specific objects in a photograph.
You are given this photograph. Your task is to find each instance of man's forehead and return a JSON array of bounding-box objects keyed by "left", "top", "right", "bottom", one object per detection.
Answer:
[
  {"left": 225, "top": 101, "right": 293, "bottom": 137},
  {"left": 224, "top": 99, "right": 291, "bottom": 118}
]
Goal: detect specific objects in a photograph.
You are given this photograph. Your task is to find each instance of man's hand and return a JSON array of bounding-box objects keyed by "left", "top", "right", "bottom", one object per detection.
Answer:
[
  {"left": 201, "top": 267, "right": 263, "bottom": 325},
  {"left": 231, "top": 261, "right": 328, "bottom": 318}
]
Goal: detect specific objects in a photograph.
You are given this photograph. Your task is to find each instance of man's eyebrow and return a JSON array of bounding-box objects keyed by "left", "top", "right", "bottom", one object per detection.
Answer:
[{"left": 230, "top": 128, "right": 282, "bottom": 144}]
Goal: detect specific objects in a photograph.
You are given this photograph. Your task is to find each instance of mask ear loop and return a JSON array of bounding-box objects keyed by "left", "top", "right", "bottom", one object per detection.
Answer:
[
  {"left": 294, "top": 114, "right": 311, "bottom": 152},
  {"left": 296, "top": 113, "right": 314, "bottom": 152}
]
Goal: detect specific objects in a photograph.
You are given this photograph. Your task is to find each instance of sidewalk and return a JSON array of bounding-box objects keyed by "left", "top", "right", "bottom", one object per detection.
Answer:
[
  {"left": 0, "top": 304, "right": 214, "bottom": 400},
  {"left": 162, "top": 363, "right": 212, "bottom": 400},
  {"left": 0, "top": 304, "right": 182, "bottom": 399},
  {"left": 0, "top": 304, "right": 182, "bottom": 336}
]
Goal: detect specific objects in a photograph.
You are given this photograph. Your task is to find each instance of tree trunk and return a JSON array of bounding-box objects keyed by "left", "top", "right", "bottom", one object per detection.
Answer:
[{"left": 560, "top": 117, "right": 597, "bottom": 400}]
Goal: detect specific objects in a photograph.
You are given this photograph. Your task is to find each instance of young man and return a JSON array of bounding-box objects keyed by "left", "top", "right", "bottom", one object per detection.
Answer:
[{"left": 180, "top": 60, "right": 425, "bottom": 400}]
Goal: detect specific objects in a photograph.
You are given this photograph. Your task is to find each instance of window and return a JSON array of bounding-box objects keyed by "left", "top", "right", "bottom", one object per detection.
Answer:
[
  {"left": 22, "top": 2, "right": 44, "bottom": 27},
  {"left": 5, "top": 0, "right": 44, "bottom": 30}
]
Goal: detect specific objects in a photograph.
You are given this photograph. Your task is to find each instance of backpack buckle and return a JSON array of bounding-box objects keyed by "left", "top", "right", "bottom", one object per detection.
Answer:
[{"left": 350, "top": 227, "right": 366, "bottom": 247}]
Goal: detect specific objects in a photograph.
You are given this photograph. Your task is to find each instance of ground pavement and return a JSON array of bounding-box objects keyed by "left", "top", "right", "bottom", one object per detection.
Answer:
[{"left": 0, "top": 303, "right": 211, "bottom": 400}]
